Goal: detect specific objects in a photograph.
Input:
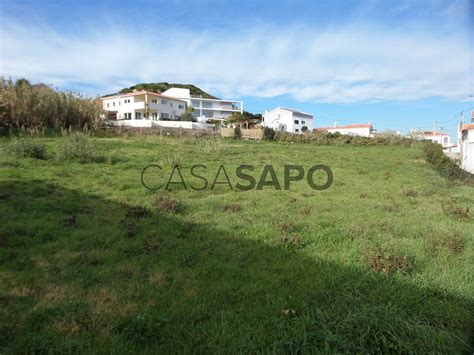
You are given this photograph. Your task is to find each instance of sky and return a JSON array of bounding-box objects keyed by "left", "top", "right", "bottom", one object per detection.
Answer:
[{"left": 1, "top": 0, "right": 473, "bottom": 136}]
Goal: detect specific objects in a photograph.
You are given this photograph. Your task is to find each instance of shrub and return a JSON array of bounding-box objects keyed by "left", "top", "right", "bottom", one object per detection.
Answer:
[
  {"left": 233, "top": 126, "right": 242, "bottom": 140},
  {"left": 423, "top": 142, "right": 473, "bottom": 183},
  {"left": 59, "top": 131, "right": 96, "bottom": 162},
  {"left": 263, "top": 127, "right": 276, "bottom": 141},
  {"left": 154, "top": 194, "right": 181, "bottom": 214},
  {"left": 363, "top": 245, "right": 410, "bottom": 274},
  {"left": 7, "top": 136, "right": 46, "bottom": 159},
  {"left": 179, "top": 112, "right": 195, "bottom": 122}
]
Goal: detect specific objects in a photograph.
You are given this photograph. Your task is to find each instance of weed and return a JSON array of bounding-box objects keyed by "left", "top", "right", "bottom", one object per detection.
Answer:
[
  {"left": 224, "top": 203, "right": 241, "bottom": 212},
  {"left": 359, "top": 192, "right": 368, "bottom": 198},
  {"left": 154, "top": 194, "right": 181, "bottom": 214},
  {"left": 280, "top": 236, "right": 305, "bottom": 250},
  {"left": 7, "top": 136, "right": 46, "bottom": 159},
  {"left": 59, "top": 132, "right": 96, "bottom": 162},
  {"left": 426, "top": 232, "right": 465, "bottom": 255},
  {"left": 126, "top": 206, "right": 150, "bottom": 219},
  {"left": 363, "top": 245, "right": 410, "bottom": 274},
  {"left": 196, "top": 139, "right": 226, "bottom": 154},
  {"left": 279, "top": 221, "right": 298, "bottom": 233},
  {"left": 441, "top": 202, "right": 470, "bottom": 220},
  {"left": 404, "top": 189, "right": 419, "bottom": 197}
]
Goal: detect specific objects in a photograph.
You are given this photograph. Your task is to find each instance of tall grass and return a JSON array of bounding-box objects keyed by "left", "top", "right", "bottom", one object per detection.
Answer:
[{"left": 0, "top": 78, "right": 103, "bottom": 130}]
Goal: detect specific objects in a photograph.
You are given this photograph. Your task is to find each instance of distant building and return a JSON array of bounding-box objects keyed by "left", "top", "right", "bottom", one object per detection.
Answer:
[
  {"left": 420, "top": 131, "right": 452, "bottom": 148},
  {"left": 262, "top": 107, "right": 313, "bottom": 134},
  {"left": 314, "top": 123, "right": 375, "bottom": 137},
  {"left": 101, "top": 90, "right": 186, "bottom": 123},
  {"left": 459, "top": 113, "right": 474, "bottom": 173},
  {"left": 161, "top": 87, "right": 243, "bottom": 122}
]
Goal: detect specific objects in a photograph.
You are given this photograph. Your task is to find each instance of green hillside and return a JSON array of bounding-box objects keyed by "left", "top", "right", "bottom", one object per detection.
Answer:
[{"left": 118, "top": 82, "right": 219, "bottom": 99}]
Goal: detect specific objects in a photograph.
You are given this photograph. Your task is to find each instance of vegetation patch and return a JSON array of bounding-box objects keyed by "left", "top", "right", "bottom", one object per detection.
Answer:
[
  {"left": 7, "top": 136, "right": 46, "bottom": 159},
  {"left": 154, "top": 193, "right": 181, "bottom": 214},
  {"left": 441, "top": 202, "right": 470, "bottom": 220},
  {"left": 363, "top": 245, "right": 410, "bottom": 274}
]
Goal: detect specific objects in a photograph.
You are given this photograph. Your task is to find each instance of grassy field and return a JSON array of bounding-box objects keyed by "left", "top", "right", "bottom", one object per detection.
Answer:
[{"left": 0, "top": 135, "right": 473, "bottom": 353}]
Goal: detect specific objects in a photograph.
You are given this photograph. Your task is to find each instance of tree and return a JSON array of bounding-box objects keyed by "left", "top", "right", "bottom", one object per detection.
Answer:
[{"left": 233, "top": 125, "right": 242, "bottom": 139}]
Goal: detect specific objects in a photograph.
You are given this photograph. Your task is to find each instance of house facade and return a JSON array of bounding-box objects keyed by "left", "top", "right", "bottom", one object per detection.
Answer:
[
  {"left": 459, "top": 122, "right": 474, "bottom": 173},
  {"left": 315, "top": 123, "right": 374, "bottom": 137},
  {"left": 262, "top": 107, "right": 313, "bottom": 134},
  {"left": 101, "top": 90, "right": 186, "bottom": 122},
  {"left": 161, "top": 88, "right": 243, "bottom": 122},
  {"left": 420, "top": 131, "right": 452, "bottom": 148}
]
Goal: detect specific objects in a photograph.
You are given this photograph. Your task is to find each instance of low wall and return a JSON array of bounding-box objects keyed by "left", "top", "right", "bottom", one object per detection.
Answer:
[
  {"left": 220, "top": 127, "right": 263, "bottom": 140},
  {"left": 108, "top": 120, "right": 214, "bottom": 130}
]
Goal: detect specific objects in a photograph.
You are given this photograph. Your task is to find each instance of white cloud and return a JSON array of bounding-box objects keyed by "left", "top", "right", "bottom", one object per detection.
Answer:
[{"left": 0, "top": 18, "right": 471, "bottom": 103}]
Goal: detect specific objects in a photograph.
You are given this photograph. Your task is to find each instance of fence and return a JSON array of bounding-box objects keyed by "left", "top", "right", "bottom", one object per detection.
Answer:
[{"left": 220, "top": 127, "right": 263, "bottom": 140}]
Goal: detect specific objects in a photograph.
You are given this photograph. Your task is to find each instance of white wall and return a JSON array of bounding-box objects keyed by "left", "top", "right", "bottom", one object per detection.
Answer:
[
  {"left": 263, "top": 108, "right": 313, "bottom": 134},
  {"left": 102, "top": 94, "right": 185, "bottom": 120},
  {"left": 423, "top": 135, "right": 451, "bottom": 147},
  {"left": 461, "top": 129, "right": 474, "bottom": 173}
]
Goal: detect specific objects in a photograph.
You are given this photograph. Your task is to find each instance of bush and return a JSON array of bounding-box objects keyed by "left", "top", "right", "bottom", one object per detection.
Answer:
[
  {"left": 59, "top": 131, "right": 96, "bottom": 162},
  {"left": 263, "top": 127, "right": 276, "bottom": 141},
  {"left": 7, "top": 136, "right": 46, "bottom": 159},
  {"left": 423, "top": 142, "right": 473, "bottom": 183},
  {"left": 233, "top": 126, "right": 242, "bottom": 140},
  {"left": 179, "top": 112, "right": 195, "bottom": 122}
]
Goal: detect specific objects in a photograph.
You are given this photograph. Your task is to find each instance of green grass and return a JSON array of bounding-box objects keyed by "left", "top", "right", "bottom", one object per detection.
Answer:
[{"left": 0, "top": 135, "right": 473, "bottom": 353}]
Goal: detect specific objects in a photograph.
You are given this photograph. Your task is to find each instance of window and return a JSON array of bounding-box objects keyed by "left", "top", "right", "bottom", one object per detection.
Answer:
[
  {"left": 295, "top": 129, "right": 299, "bottom": 132},
  {"left": 113, "top": 102, "right": 115, "bottom": 107},
  {"left": 135, "top": 112, "right": 141, "bottom": 119},
  {"left": 106, "top": 103, "right": 109, "bottom": 107},
  {"left": 151, "top": 99, "right": 157, "bottom": 103},
  {"left": 170, "top": 102, "right": 173, "bottom": 107},
  {"left": 160, "top": 113, "right": 170, "bottom": 119},
  {"left": 161, "top": 99, "right": 167, "bottom": 104},
  {"left": 302, "top": 121, "right": 305, "bottom": 124},
  {"left": 294, "top": 120, "right": 299, "bottom": 124},
  {"left": 125, "top": 113, "right": 131, "bottom": 119},
  {"left": 124, "top": 99, "right": 130, "bottom": 104},
  {"left": 179, "top": 104, "right": 184, "bottom": 109},
  {"left": 443, "top": 137, "right": 448, "bottom": 145},
  {"left": 152, "top": 113, "right": 158, "bottom": 119}
]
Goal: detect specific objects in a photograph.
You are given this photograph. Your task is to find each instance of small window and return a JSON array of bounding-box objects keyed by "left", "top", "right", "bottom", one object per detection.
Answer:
[
  {"left": 179, "top": 104, "right": 184, "bottom": 109},
  {"left": 301, "top": 120, "right": 305, "bottom": 124},
  {"left": 170, "top": 102, "right": 173, "bottom": 107},
  {"left": 151, "top": 99, "right": 157, "bottom": 103},
  {"left": 295, "top": 129, "right": 299, "bottom": 132},
  {"left": 161, "top": 99, "right": 167, "bottom": 104},
  {"left": 160, "top": 113, "right": 170, "bottom": 119},
  {"left": 294, "top": 120, "right": 299, "bottom": 124},
  {"left": 106, "top": 103, "right": 109, "bottom": 107},
  {"left": 113, "top": 102, "right": 115, "bottom": 107}
]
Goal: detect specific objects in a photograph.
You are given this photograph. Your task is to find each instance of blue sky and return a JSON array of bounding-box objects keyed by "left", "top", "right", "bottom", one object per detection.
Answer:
[{"left": 1, "top": 0, "right": 473, "bottom": 136}]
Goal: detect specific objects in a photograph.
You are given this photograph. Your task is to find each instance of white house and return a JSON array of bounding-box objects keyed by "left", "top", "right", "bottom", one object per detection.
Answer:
[
  {"left": 262, "top": 107, "right": 313, "bottom": 134},
  {"left": 459, "top": 122, "right": 474, "bottom": 173},
  {"left": 101, "top": 90, "right": 186, "bottom": 125},
  {"left": 315, "top": 123, "right": 374, "bottom": 137},
  {"left": 420, "top": 131, "right": 452, "bottom": 148},
  {"left": 161, "top": 87, "right": 243, "bottom": 122}
]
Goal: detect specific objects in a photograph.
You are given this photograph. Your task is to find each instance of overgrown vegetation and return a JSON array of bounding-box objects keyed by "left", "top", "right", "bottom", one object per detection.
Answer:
[
  {"left": 423, "top": 141, "right": 474, "bottom": 183},
  {"left": 1, "top": 78, "right": 103, "bottom": 130},
  {"left": 7, "top": 135, "right": 46, "bottom": 159},
  {"left": 58, "top": 131, "right": 96, "bottom": 162},
  {"left": 0, "top": 136, "right": 472, "bottom": 353}
]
